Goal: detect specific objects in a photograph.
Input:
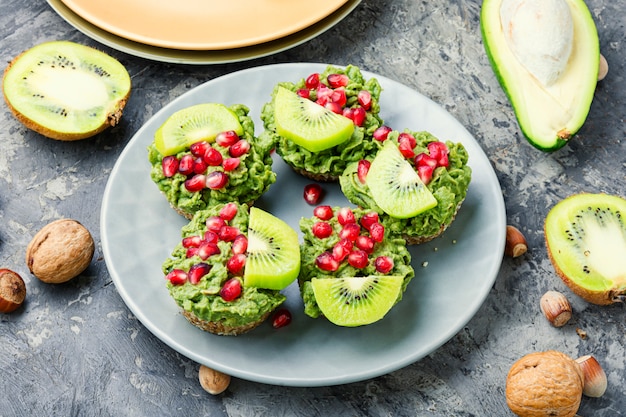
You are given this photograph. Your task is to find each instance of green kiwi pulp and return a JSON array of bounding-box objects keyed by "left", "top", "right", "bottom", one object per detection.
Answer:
[
  {"left": 243, "top": 207, "right": 301, "bottom": 291},
  {"left": 273, "top": 86, "right": 354, "bottom": 152},
  {"left": 366, "top": 140, "right": 437, "bottom": 218},
  {"left": 2, "top": 41, "right": 131, "bottom": 141},
  {"left": 311, "top": 275, "right": 404, "bottom": 327},
  {"left": 154, "top": 103, "right": 244, "bottom": 156},
  {"left": 545, "top": 193, "right": 626, "bottom": 305}
]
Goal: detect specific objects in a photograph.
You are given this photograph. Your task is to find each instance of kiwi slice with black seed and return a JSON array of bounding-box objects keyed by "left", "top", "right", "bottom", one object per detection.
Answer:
[
  {"left": 366, "top": 140, "right": 437, "bottom": 218},
  {"left": 2, "top": 40, "right": 131, "bottom": 141},
  {"left": 311, "top": 275, "right": 404, "bottom": 327},
  {"left": 243, "top": 207, "right": 301, "bottom": 291},
  {"left": 273, "top": 86, "right": 354, "bottom": 152},
  {"left": 545, "top": 193, "right": 626, "bottom": 305}
]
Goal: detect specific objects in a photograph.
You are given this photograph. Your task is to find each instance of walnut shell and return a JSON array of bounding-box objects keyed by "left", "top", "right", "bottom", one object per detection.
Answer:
[
  {"left": 0, "top": 269, "right": 26, "bottom": 313},
  {"left": 506, "top": 350, "right": 583, "bottom": 417},
  {"left": 26, "top": 219, "right": 95, "bottom": 284}
]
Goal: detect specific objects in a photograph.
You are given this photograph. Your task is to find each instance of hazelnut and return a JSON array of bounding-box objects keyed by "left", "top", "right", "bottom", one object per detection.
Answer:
[
  {"left": 540, "top": 291, "right": 572, "bottom": 327},
  {"left": 198, "top": 365, "right": 230, "bottom": 395},
  {"left": 0, "top": 269, "right": 26, "bottom": 313},
  {"left": 505, "top": 225, "right": 527, "bottom": 257},
  {"left": 506, "top": 350, "right": 583, "bottom": 417},
  {"left": 26, "top": 219, "right": 95, "bottom": 284},
  {"left": 575, "top": 355, "right": 607, "bottom": 398},
  {"left": 597, "top": 54, "right": 608, "bottom": 81}
]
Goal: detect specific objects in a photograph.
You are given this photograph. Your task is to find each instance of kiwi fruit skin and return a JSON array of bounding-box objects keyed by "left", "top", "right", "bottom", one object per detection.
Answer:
[
  {"left": 2, "top": 41, "right": 131, "bottom": 141},
  {"left": 545, "top": 193, "right": 626, "bottom": 305}
]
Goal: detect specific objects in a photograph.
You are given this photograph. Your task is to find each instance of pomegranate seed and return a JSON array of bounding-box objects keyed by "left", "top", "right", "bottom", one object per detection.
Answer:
[
  {"left": 339, "top": 223, "right": 360, "bottom": 241},
  {"left": 296, "top": 88, "right": 310, "bottom": 99},
  {"left": 316, "top": 84, "right": 333, "bottom": 105},
  {"left": 161, "top": 156, "right": 179, "bottom": 177},
  {"left": 305, "top": 73, "right": 320, "bottom": 89},
  {"left": 188, "top": 263, "right": 211, "bottom": 284},
  {"left": 231, "top": 234, "right": 248, "bottom": 255},
  {"left": 178, "top": 154, "right": 195, "bottom": 175},
  {"left": 312, "top": 222, "right": 333, "bottom": 239},
  {"left": 220, "top": 278, "right": 242, "bottom": 301},
  {"left": 357, "top": 159, "right": 371, "bottom": 183},
  {"left": 193, "top": 157, "right": 208, "bottom": 174},
  {"left": 359, "top": 212, "right": 379, "bottom": 230},
  {"left": 337, "top": 207, "right": 356, "bottom": 225},
  {"left": 325, "top": 101, "right": 343, "bottom": 115},
  {"left": 206, "top": 216, "right": 226, "bottom": 232},
  {"left": 348, "top": 250, "right": 369, "bottom": 269},
  {"left": 204, "top": 230, "right": 219, "bottom": 244},
  {"left": 166, "top": 269, "right": 188, "bottom": 285},
  {"left": 373, "top": 125, "right": 392, "bottom": 141},
  {"left": 332, "top": 239, "right": 352, "bottom": 262},
  {"left": 182, "top": 235, "right": 203, "bottom": 248},
  {"left": 229, "top": 140, "right": 250, "bottom": 157},
  {"left": 215, "top": 130, "right": 240, "bottom": 147},
  {"left": 398, "top": 141, "right": 415, "bottom": 159},
  {"left": 197, "top": 241, "right": 220, "bottom": 260},
  {"left": 203, "top": 147, "right": 223, "bottom": 166},
  {"left": 427, "top": 141, "right": 449, "bottom": 161},
  {"left": 355, "top": 235, "right": 375, "bottom": 253},
  {"left": 417, "top": 165, "right": 434, "bottom": 185},
  {"left": 219, "top": 225, "right": 240, "bottom": 242},
  {"left": 327, "top": 73, "right": 349, "bottom": 88},
  {"left": 206, "top": 171, "right": 228, "bottom": 189},
  {"left": 375, "top": 256, "right": 394, "bottom": 274},
  {"left": 271, "top": 308, "right": 292, "bottom": 329},
  {"left": 219, "top": 202, "right": 238, "bottom": 221},
  {"left": 313, "top": 205, "right": 333, "bottom": 220},
  {"left": 330, "top": 87, "right": 347, "bottom": 106},
  {"left": 369, "top": 222, "right": 385, "bottom": 243},
  {"left": 190, "top": 141, "right": 210, "bottom": 157},
  {"left": 357, "top": 90, "right": 372, "bottom": 110},
  {"left": 398, "top": 132, "right": 417, "bottom": 149},
  {"left": 227, "top": 254, "right": 246, "bottom": 275},
  {"left": 414, "top": 153, "right": 438, "bottom": 168},
  {"left": 303, "top": 183, "right": 324, "bottom": 205},
  {"left": 351, "top": 107, "right": 366, "bottom": 127},
  {"left": 186, "top": 247, "right": 199, "bottom": 258},
  {"left": 184, "top": 174, "right": 206, "bottom": 192},
  {"left": 438, "top": 153, "right": 449, "bottom": 168},
  {"left": 222, "top": 158, "right": 240, "bottom": 171},
  {"left": 342, "top": 107, "right": 354, "bottom": 120},
  {"left": 316, "top": 252, "right": 339, "bottom": 272}
]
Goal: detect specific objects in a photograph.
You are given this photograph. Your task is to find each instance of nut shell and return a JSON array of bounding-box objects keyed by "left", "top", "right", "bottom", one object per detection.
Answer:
[
  {"left": 26, "top": 219, "right": 95, "bottom": 284},
  {"left": 506, "top": 350, "right": 583, "bottom": 417},
  {"left": 198, "top": 365, "right": 230, "bottom": 395},
  {"left": 540, "top": 290, "right": 572, "bottom": 327},
  {"left": 0, "top": 269, "right": 26, "bottom": 313}
]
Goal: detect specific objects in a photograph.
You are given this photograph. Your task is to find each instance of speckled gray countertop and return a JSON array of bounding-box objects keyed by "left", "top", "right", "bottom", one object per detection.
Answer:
[{"left": 1, "top": 0, "right": 624, "bottom": 416}]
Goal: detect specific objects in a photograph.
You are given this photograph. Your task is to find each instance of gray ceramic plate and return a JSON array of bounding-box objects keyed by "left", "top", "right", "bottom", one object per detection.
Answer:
[{"left": 101, "top": 63, "right": 506, "bottom": 387}]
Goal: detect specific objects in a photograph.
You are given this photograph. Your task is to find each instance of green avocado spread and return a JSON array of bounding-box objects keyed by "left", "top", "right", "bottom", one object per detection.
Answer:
[
  {"left": 339, "top": 131, "right": 472, "bottom": 240},
  {"left": 260, "top": 65, "right": 384, "bottom": 179},
  {"left": 148, "top": 104, "right": 276, "bottom": 217},
  {"left": 163, "top": 203, "right": 285, "bottom": 328}
]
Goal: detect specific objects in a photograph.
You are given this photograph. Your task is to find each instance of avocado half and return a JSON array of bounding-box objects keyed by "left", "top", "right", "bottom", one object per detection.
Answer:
[{"left": 481, "top": 0, "right": 600, "bottom": 152}]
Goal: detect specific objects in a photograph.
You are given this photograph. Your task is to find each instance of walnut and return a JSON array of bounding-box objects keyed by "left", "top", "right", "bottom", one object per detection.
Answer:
[
  {"left": 0, "top": 269, "right": 26, "bottom": 313},
  {"left": 505, "top": 350, "right": 583, "bottom": 417},
  {"left": 26, "top": 219, "right": 95, "bottom": 284}
]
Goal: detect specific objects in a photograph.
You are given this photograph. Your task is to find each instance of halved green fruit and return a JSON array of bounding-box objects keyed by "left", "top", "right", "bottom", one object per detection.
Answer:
[
  {"left": 481, "top": 0, "right": 599, "bottom": 151},
  {"left": 243, "top": 207, "right": 301, "bottom": 291},
  {"left": 311, "top": 275, "right": 404, "bottom": 327},
  {"left": 545, "top": 193, "right": 626, "bottom": 305},
  {"left": 2, "top": 40, "right": 131, "bottom": 141},
  {"left": 154, "top": 103, "right": 244, "bottom": 156},
  {"left": 366, "top": 140, "right": 437, "bottom": 218},
  {"left": 273, "top": 86, "right": 354, "bottom": 152}
]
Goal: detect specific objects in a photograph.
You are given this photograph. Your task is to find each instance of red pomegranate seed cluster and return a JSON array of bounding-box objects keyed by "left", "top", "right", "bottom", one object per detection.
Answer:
[
  {"left": 160, "top": 130, "right": 251, "bottom": 193},
  {"left": 365, "top": 126, "right": 450, "bottom": 185},
  {"left": 296, "top": 72, "right": 373, "bottom": 127},
  {"left": 164, "top": 203, "right": 246, "bottom": 302},
  {"left": 311, "top": 206, "right": 394, "bottom": 274}
]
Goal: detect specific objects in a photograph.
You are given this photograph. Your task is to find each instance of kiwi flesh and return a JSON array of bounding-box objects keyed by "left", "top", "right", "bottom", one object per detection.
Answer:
[
  {"left": 366, "top": 140, "right": 437, "bottom": 218},
  {"left": 273, "top": 86, "right": 354, "bottom": 152},
  {"left": 311, "top": 275, "right": 404, "bottom": 327},
  {"left": 243, "top": 207, "right": 301, "bottom": 291},
  {"left": 545, "top": 193, "right": 626, "bottom": 305},
  {"left": 154, "top": 103, "right": 245, "bottom": 156},
  {"left": 2, "top": 41, "right": 131, "bottom": 141}
]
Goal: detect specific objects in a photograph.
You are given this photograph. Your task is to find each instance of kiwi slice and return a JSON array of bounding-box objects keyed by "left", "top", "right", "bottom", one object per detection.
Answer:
[
  {"left": 273, "top": 86, "right": 354, "bottom": 152},
  {"left": 154, "top": 103, "right": 244, "bottom": 156},
  {"left": 366, "top": 140, "right": 437, "bottom": 218},
  {"left": 545, "top": 193, "right": 626, "bottom": 305},
  {"left": 311, "top": 275, "right": 404, "bottom": 327},
  {"left": 243, "top": 207, "right": 301, "bottom": 291},
  {"left": 2, "top": 41, "right": 131, "bottom": 141}
]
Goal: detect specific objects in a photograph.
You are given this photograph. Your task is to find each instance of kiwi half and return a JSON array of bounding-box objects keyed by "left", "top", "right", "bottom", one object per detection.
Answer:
[
  {"left": 2, "top": 41, "right": 131, "bottom": 141},
  {"left": 545, "top": 193, "right": 626, "bottom": 305},
  {"left": 243, "top": 207, "right": 301, "bottom": 291},
  {"left": 366, "top": 140, "right": 438, "bottom": 218},
  {"left": 311, "top": 275, "right": 404, "bottom": 327}
]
